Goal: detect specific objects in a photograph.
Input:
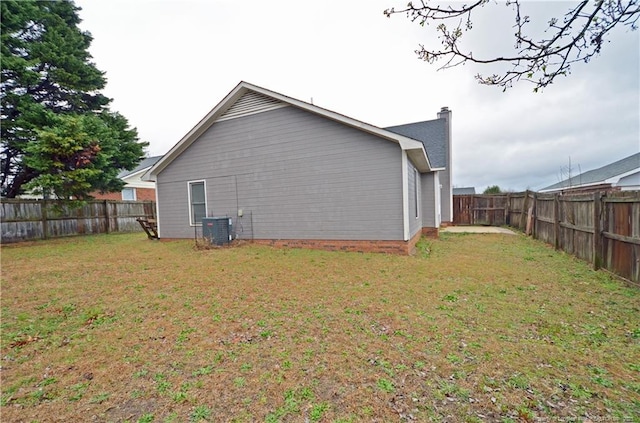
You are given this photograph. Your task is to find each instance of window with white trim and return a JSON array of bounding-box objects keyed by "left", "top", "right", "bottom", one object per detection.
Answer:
[
  {"left": 188, "top": 181, "right": 206, "bottom": 225},
  {"left": 121, "top": 187, "right": 136, "bottom": 201}
]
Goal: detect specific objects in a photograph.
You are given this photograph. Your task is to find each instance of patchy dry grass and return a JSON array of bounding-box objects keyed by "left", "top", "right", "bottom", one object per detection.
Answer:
[{"left": 1, "top": 232, "right": 638, "bottom": 422}]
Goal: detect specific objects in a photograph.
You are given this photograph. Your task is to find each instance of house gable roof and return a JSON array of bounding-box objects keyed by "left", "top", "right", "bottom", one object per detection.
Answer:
[
  {"left": 385, "top": 119, "right": 448, "bottom": 169},
  {"left": 146, "top": 81, "right": 437, "bottom": 180},
  {"left": 541, "top": 152, "right": 640, "bottom": 191}
]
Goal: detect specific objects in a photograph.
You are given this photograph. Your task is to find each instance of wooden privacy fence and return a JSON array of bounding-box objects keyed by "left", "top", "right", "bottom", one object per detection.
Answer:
[
  {"left": 1, "top": 199, "right": 156, "bottom": 244},
  {"left": 453, "top": 191, "right": 640, "bottom": 284}
]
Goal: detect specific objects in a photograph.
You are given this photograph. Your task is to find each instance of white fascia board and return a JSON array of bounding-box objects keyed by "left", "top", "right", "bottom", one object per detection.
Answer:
[
  {"left": 405, "top": 148, "right": 430, "bottom": 173},
  {"left": 122, "top": 175, "right": 155, "bottom": 189},
  {"left": 538, "top": 187, "right": 560, "bottom": 193},
  {"left": 141, "top": 169, "right": 154, "bottom": 182},
  {"left": 604, "top": 168, "right": 640, "bottom": 184},
  {"left": 122, "top": 167, "right": 154, "bottom": 185}
]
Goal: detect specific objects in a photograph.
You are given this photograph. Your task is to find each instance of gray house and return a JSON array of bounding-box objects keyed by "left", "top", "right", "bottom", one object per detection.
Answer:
[{"left": 145, "top": 82, "right": 452, "bottom": 254}]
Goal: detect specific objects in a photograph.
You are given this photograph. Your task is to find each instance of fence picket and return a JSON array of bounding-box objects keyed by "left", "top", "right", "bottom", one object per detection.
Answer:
[
  {"left": 453, "top": 191, "right": 640, "bottom": 284},
  {"left": 1, "top": 199, "right": 156, "bottom": 243}
]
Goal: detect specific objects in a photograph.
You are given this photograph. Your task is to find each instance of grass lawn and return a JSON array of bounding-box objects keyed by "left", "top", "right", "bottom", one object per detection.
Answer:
[{"left": 1, "top": 232, "right": 638, "bottom": 422}]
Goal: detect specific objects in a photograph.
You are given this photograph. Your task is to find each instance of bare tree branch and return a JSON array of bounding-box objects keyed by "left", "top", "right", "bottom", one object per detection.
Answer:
[{"left": 384, "top": 0, "right": 639, "bottom": 91}]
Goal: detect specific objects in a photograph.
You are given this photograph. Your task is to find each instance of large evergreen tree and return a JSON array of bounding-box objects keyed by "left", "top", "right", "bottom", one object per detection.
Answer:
[{"left": 1, "top": 0, "right": 147, "bottom": 198}]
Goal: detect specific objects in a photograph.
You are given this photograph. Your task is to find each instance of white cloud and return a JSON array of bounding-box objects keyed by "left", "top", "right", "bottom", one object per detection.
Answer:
[{"left": 75, "top": 0, "right": 640, "bottom": 192}]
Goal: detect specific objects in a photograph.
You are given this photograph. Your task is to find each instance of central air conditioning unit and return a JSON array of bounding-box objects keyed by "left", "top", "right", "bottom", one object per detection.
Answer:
[{"left": 201, "top": 217, "right": 233, "bottom": 246}]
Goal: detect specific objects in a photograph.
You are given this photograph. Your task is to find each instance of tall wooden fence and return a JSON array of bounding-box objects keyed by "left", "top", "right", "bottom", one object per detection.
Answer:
[
  {"left": 453, "top": 191, "right": 640, "bottom": 285},
  {"left": 1, "top": 199, "right": 156, "bottom": 244}
]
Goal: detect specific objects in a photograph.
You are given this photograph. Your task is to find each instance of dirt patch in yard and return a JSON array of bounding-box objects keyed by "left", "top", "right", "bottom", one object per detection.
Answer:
[{"left": 1, "top": 233, "right": 638, "bottom": 422}]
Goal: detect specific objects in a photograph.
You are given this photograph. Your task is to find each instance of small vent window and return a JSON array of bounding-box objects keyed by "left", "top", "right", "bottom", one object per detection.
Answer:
[{"left": 188, "top": 181, "right": 206, "bottom": 225}]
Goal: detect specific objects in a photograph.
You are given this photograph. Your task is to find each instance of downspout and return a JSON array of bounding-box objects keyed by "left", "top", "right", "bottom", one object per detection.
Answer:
[
  {"left": 401, "top": 150, "right": 410, "bottom": 241},
  {"left": 434, "top": 171, "right": 441, "bottom": 228}
]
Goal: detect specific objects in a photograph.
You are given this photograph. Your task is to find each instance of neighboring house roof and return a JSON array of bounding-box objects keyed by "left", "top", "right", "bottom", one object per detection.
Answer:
[
  {"left": 145, "top": 81, "right": 442, "bottom": 180},
  {"left": 385, "top": 119, "right": 447, "bottom": 169},
  {"left": 453, "top": 187, "right": 476, "bottom": 195},
  {"left": 118, "top": 155, "right": 163, "bottom": 179},
  {"left": 540, "top": 152, "right": 640, "bottom": 192}
]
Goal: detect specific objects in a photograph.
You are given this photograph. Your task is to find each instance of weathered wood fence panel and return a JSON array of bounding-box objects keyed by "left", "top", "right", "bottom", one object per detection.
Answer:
[
  {"left": 558, "top": 195, "right": 595, "bottom": 263},
  {"left": 1, "top": 200, "right": 156, "bottom": 243},
  {"left": 602, "top": 196, "right": 640, "bottom": 283},
  {"left": 507, "top": 193, "right": 526, "bottom": 230},
  {"left": 453, "top": 195, "right": 509, "bottom": 226},
  {"left": 533, "top": 194, "right": 555, "bottom": 246},
  {"left": 474, "top": 195, "right": 508, "bottom": 226},
  {"left": 452, "top": 191, "right": 640, "bottom": 284},
  {"left": 453, "top": 195, "right": 472, "bottom": 225}
]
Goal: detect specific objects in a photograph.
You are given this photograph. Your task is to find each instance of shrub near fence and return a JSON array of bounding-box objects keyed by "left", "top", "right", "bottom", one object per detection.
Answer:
[
  {"left": 1, "top": 199, "right": 156, "bottom": 243},
  {"left": 453, "top": 191, "right": 640, "bottom": 285}
]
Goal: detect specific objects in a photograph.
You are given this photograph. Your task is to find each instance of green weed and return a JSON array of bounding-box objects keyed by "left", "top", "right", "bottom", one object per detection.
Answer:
[
  {"left": 376, "top": 378, "right": 395, "bottom": 393},
  {"left": 190, "top": 405, "right": 211, "bottom": 422},
  {"left": 137, "top": 414, "right": 154, "bottom": 423},
  {"left": 310, "top": 402, "right": 329, "bottom": 421}
]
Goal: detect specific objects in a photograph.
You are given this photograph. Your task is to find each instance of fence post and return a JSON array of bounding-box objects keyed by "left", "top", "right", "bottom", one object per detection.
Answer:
[
  {"left": 529, "top": 192, "right": 537, "bottom": 238},
  {"left": 553, "top": 194, "right": 560, "bottom": 250},
  {"left": 505, "top": 193, "right": 511, "bottom": 226},
  {"left": 104, "top": 200, "right": 111, "bottom": 234},
  {"left": 519, "top": 190, "right": 530, "bottom": 231},
  {"left": 592, "top": 192, "right": 602, "bottom": 270},
  {"left": 41, "top": 199, "right": 49, "bottom": 240}
]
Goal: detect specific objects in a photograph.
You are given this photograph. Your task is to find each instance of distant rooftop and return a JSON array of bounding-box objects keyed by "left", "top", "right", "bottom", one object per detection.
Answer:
[
  {"left": 541, "top": 152, "right": 640, "bottom": 191},
  {"left": 118, "top": 155, "right": 163, "bottom": 179},
  {"left": 453, "top": 187, "right": 476, "bottom": 195}
]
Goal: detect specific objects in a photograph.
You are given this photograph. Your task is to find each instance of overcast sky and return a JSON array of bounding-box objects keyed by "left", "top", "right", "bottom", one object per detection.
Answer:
[{"left": 74, "top": 0, "right": 639, "bottom": 192}]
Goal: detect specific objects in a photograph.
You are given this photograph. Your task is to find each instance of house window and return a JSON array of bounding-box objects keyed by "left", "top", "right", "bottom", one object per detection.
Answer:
[
  {"left": 414, "top": 169, "right": 419, "bottom": 219},
  {"left": 121, "top": 187, "right": 136, "bottom": 201},
  {"left": 188, "top": 181, "right": 206, "bottom": 225}
]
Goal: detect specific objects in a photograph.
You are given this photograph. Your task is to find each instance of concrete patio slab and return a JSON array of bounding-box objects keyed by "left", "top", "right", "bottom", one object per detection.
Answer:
[{"left": 442, "top": 226, "right": 517, "bottom": 235}]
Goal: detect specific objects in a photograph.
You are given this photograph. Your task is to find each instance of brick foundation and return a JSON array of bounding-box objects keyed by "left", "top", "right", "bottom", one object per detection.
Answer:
[
  {"left": 252, "top": 231, "right": 424, "bottom": 255},
  {"left": 168, "top": 229, "right": 434, "bottom": 255},
  {"left": 91, "top": 188, "right": 156, "bottom": 201},
  {"left": 422, "top": 227, "right": 439, "bottom": 238}
]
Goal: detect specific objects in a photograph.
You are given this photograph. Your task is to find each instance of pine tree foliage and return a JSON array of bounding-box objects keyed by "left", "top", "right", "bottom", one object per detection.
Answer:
[{"left": 1, "top": 0, "right": 148, "bottom": 198}]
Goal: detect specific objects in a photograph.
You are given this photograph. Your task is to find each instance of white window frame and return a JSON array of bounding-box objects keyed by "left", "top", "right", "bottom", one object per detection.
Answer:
[
  {"left": 121, "top": 187, "right": 136, "bottom": 201},
  {"left": 187, "top": 180, "right": 207, "bottom": 226}
]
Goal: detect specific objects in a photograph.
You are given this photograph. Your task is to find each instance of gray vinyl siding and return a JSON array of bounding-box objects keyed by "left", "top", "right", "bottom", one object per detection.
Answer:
[
  {"left": 156, "top": 106, "right": 404, "bottom": 240},
  {"left": 407, "top": 161, "right": 422, "bottom": 237},
  {"left": 421, "top": 172, "right": 436, "bottom": 228}
]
